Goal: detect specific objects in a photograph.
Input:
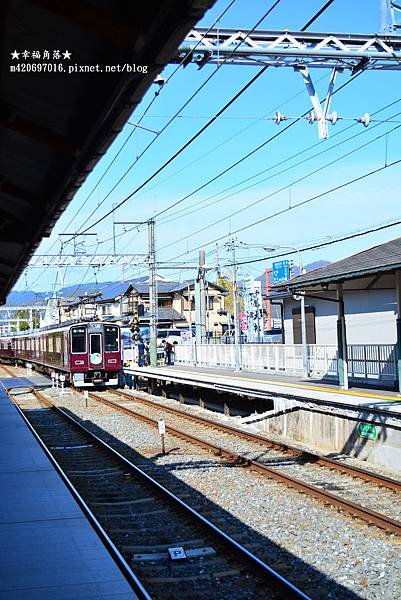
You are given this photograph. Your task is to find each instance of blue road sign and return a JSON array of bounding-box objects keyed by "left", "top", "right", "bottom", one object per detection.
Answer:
[{"left": 272, "top": 260, "right": 290, "bottom": 284}]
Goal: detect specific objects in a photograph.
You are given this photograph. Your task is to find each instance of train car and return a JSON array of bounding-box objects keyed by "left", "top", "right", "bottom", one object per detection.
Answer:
[
  {"left": 0, "top": 337, "right": 15, "bottom": 362},
  {"left": 0, "top": 321, "right": 121, "bottom": 387}
]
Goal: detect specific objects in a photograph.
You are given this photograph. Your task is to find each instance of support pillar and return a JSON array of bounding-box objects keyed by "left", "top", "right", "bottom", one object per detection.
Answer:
[
  {"left": 300, "top": 293, "right": 308, "bottom": 377},
  {"left": 161, "top": 384, "right": 168, "bottom": 399},
  {"left": 178, "top": 385, "right": 186, "bottom": 404},
  {"left": 396, "top": 270, "right": 401, "bottom": 394},
  {"left": 198, "top": 390, "right": 205, "bottom": 409},
  {"left": 147, "top": 378, "right": 156, "bottom": 396},
  {"left": 223, "top": 402, "right": 230, "bottom": 416},
  {"left": 336, "top": 283, "right": 349, "bottom": 390}
]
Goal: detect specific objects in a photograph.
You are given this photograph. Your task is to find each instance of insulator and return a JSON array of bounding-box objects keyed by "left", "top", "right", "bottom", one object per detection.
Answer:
[
  {"left": 327, "top": 111, "right": 338, "bottom": 125},
  {"left": 274, "top": 111, "right": 287, "bottom": 124},
  {"left": 307, "top": 111, "right": 318, "bottom": 124},
  {"left": 358, "top": 113, "right": 370, "bottom": 127}
]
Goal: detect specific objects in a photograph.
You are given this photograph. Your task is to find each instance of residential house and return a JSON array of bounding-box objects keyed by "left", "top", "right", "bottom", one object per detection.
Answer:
[{"left": 58, "top": 277, "right": 229, "bottom": 336}]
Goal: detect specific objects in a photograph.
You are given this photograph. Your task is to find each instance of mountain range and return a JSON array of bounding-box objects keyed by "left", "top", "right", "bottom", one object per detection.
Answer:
[{"left": 7, "top": 261, "right": 331, "bottom": 306}]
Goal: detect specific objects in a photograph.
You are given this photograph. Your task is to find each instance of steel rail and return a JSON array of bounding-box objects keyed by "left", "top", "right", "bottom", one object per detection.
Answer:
[
  {"left": 113, "top": 389, "right": 401, "bottom": 492},
  {"left": 4, "top": 386, "right": 152, "bottom": 600},
  {"left": 18, "top": 388, "right": 311, "bottom": 600},
  {"left": 88, "top": 391, "right": 401, "bottom": 537},
  {"left": 0, "top": 363, "right": 18, "bottom": 377}
]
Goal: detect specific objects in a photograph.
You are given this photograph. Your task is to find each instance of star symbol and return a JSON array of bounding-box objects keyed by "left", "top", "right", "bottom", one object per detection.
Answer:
[
  {"left": 11, "top": 50, "right": 20, "bottom": 59},
  {"left": 62, "top": 50, "right": 71, "bottom": 59}
]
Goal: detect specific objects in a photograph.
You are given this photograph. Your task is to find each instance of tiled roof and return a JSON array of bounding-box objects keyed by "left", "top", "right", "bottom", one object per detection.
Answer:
[
  {"left": 140, "top": 307, "right": 183, "bottom": 322},
  {"left": 132, "top": 280, "right": 226, "bottom": 294},
  {"left": 97, "top": 281, "right": 131, "bottom": 300},
  {"left": 273, "top": 237, "right": 401, "bottom": 290}
]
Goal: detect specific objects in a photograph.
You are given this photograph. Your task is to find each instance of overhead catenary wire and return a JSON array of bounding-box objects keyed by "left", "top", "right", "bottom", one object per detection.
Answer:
[
  {"left": 26, "top": 2, "right": 368, "bottom": 290},
  {"left": 85, "top": 95, "right": 401, "bottom": 254},
  {"left": 62, "top": 1, "right": 244, "bottom": 239},
  {"left": 27, "top": 0, "right": 241, "bottom": 286},
  {"left": 97, "top": 70, "right": 367, "bottom": 255},
  {"left": 157, "top": 105, "right": 401, "bottom": 231},
  {"left": 64, "top": 1, "right": 283, "bottom": 245},
  {"left": 82, "top": 74, "right": 332, "bottom": 251},
  {"left": 223, "top": 216, "right": 401, "bottom": 269},
  {"left": 163, "top": 156, "right": 401, "bottom": 264},
  {"left": 62, "top": 0, "right": 338, "bottom": 248},
  {"left": 157, "top": 118, "right": 401, "bottom": 255}
]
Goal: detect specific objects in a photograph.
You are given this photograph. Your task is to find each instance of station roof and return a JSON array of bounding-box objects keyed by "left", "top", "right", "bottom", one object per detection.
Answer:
[
  {"left": 272, "top": 237, "right": 401, "bottom": 293},
  {"left": 0, "top": 0, "right": 214, "bottom": 305}
]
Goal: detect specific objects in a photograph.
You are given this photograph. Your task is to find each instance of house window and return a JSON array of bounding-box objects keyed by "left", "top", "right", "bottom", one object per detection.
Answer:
[{"left": 158, "top": 299, "right": 172, "bottom": 308}]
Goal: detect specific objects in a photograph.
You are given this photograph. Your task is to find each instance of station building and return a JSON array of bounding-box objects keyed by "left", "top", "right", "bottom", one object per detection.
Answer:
[{"left": 272, "top": 236, "right": 401, "bottom": 390}]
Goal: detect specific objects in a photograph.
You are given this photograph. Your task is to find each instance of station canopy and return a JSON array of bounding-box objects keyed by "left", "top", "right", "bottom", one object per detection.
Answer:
[
  {"left": 0, "top": 0, "right": 215, "bottom": 304},
  {"left": 272, "top": 237, "right": 401, "bottom": 293}
]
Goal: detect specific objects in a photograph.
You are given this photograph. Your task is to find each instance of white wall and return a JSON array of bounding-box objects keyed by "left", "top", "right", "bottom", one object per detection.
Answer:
[{"left": 283, "top": 289, "right": 396, "bottom": 345}]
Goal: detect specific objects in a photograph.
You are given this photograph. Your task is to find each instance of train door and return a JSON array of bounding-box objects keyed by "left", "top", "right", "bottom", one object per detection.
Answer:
[{"left": 89, "top": 331, "right": 103, "bottom": 368}]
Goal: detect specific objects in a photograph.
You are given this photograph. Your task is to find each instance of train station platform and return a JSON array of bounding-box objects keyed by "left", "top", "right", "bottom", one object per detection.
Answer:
[
  {"left": 125, "top": 364, "right": 401, "bottom": 416},
  {"left": 0, "top": 381, "right": 139, "bottom": 600},
  {"left": 126, "top": 365, "right": 401, "bottom": 472}
]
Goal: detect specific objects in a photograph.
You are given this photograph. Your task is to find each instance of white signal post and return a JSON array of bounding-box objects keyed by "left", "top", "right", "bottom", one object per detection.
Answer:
[{"left": 158, "top": 419, "right": 166, "bottom": 454}]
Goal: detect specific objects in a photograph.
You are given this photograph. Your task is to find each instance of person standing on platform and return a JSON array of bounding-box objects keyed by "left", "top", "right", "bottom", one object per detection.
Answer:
[
  {"left": 162, "top": 339, "right": 173, "bottom": 365},
  {"left": 138, "top": 338, "right": 145, "bottom": 367}
]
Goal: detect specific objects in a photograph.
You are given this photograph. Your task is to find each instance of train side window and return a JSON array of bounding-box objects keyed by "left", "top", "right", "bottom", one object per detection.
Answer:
[
  {"left": 71, "top": 327, "right": 86, "bottom": 353},
  {"left": 104, "top": 326, "right": 118, "bottom": 352},
  {"left": 55, "top": 334, "right": 61, "bottom": 353}
]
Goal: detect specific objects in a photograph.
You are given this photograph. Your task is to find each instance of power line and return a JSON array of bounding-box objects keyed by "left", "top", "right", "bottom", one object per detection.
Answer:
[
  {"left": 65, "top": 2, "right": 243, "bottom": 239},
  {"left": 62, "top": 0, "right": 240, "bottom": 236},
  {"left": 86, "top": 95, "right": 401, "bottom": 255},
  {"left": 62, "top": 0, "right": 337, "bottom": 245},
  {"left": 165, "top": 157, "right": 401, "bottom": 262},
  {"left": 157, "top": 106, "right": 401, "bottom": 231},
  {"left": 301, "top": 0, "right": 335, "bottom": 30},
  {"left": 65, "top": 2, "right": 283, "bottom": 244},
  {"left": 157, "top": 114, "right": 401, "bottom": 256},
  {"left": 81, "top": 75, "right": 334, "bottom": 251},
  {"left": 227, "top": 217, "right": 401, "bottom": 268},
  {"left": 26, "top": 0, "right": 241, "bottom": 289},
  {"left": 24, "top": 1, "right": 362, "bottom": 290},
  {"left": 146, "top": 71, "right": 363, "bottom": 229}
]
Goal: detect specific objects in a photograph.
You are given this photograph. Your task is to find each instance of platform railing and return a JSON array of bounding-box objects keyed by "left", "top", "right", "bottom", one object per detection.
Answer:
[{"left": 174, "top": 343, "right": 397, "bottom": 385}]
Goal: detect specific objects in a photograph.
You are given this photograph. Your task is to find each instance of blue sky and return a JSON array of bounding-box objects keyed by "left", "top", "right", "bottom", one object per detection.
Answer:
[{"left": 19, "top": 0, "right": 401, "bottom": 292}]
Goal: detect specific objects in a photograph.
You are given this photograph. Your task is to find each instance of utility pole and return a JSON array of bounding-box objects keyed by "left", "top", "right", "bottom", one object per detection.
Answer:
[
  {"left": 216, "top": 242, "right": 221, "bottom": 279},
  {"left": 226, "top": 239, "right": 241, "bottom": 370},
  {"left": 148, "top": 219, "right": 158, "bottom": 367},
  {"left": 195, "top": 250, "right": 207, "bottom": 344}
]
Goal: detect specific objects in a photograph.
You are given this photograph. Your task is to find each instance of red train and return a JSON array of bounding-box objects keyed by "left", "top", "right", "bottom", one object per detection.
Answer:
[{"left": 0, "top": 321, "right": 121, "bottom": 387}]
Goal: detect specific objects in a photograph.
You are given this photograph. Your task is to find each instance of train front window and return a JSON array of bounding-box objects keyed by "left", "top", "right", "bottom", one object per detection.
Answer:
[
  {"left": 104, "top": 326, "right": 118, "bottom": 352},
  {"left": 90, "top": 334, "right": 101, "bottom": 354},
  {"left": 71, "top": 327, "right": 86, "bottom": 353}
]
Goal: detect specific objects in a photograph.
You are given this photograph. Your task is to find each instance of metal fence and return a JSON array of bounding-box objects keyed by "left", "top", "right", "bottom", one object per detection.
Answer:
[{"left": 175, "top": 343, "right": 397, "bottom": 384}]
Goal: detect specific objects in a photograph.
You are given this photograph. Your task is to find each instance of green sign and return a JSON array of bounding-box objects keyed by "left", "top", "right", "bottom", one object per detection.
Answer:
[{"left": 358, "top": 422, "right": 377, "bottom": 440}]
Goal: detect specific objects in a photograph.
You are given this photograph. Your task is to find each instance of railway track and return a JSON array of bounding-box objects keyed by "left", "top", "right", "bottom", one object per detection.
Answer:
[
  {"left": 10, "top": 386, "right": 310, "bottom": 600},
  {"left": 87, "top": 388, "right": 401, "bottom": 536},
  {"left": 0, "top": 363, "right": 18, "bottom": 377}
]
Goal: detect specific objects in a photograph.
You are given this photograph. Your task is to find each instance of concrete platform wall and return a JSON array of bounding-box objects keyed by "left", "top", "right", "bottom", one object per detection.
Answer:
[{"left": 251, "top": 401, "right": 401, "bottom": 472}]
